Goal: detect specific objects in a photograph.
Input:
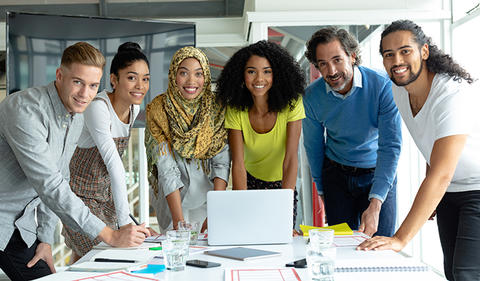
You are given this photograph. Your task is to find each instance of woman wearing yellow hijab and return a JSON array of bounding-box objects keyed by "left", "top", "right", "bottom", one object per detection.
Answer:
[{"left": 145, "top": 47, "right": 229, "bottom": 233}]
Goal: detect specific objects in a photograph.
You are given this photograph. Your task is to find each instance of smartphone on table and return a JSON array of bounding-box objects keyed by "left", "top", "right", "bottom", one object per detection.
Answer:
[
  {"left": 186, "top": 259, "right": 221, "bottom": 268},
  {"left": 285, "top": 258, "right": 307, "bottom": 268}
]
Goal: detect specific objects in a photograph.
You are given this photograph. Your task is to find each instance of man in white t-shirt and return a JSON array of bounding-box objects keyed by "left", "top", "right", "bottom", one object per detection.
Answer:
[{"left": 357, "top": 20, "right": 480, "bottom": 281}]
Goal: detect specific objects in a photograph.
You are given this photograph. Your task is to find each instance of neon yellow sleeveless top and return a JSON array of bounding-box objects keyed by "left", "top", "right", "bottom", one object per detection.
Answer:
[{"left": 225, "top": 97, "right": 305, "bottom": 182}]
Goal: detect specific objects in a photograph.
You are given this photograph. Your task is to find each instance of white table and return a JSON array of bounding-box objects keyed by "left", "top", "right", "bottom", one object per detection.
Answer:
[{"left": 37, "top": 237, "right": 446, "bottom": 281}]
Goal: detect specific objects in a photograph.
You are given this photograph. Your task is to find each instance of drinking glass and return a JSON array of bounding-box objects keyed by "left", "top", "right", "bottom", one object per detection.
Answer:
[
  {"left": 309, "top": 229, "right": 334, "bottom": 249},
  {"left": 162, "top": 239, "right": 189, "bottom": 271},
  {"left": 306, "top": 244, "right": 335, "bottom": 281},
  {"left": 178, "top": 221, "right": 200, "bottom": 245}
]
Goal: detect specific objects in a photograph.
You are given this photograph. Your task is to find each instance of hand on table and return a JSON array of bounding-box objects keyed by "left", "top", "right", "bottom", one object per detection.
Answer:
[
  {"left": 27, "top": 242, "right": 56, "bottom": 273},
  {"left": 356, "top": 235, "right": 406, "bottom": 252}
]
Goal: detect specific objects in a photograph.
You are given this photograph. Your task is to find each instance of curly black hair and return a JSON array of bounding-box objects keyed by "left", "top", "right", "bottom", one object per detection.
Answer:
[
  {"left": 380, "top": 20, "right": 474, "bottom": 84},
  {"left": 305, "top": 26, "right": 361, "bottom": 68},
  {"left": 216, "top": 40, "right": 305, "bottom": 112}
]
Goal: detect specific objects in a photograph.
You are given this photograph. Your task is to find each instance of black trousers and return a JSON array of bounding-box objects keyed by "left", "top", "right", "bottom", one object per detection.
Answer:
[
  {"left": 0, "top": 229, "right": 52, "bottom": 281},
  {"left": 436, "top": 190, "right": 480, "bottom": 281},
  {"left": 322, "top": 157, "right": 396, "bottom": 237}
]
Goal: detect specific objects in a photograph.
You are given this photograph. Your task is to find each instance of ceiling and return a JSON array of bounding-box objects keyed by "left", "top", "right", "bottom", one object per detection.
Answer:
[
  {"left": 0, "top": 0, "right": 246, "bottom": 21},
  {"left": 0, "top": 0, "right": 381, "bottom": 81}
]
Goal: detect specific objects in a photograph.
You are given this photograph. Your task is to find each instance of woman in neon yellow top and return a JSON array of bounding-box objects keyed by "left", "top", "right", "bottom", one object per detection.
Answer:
[{"left": 216, "top": 40, "right": 305, "bottom": 228}]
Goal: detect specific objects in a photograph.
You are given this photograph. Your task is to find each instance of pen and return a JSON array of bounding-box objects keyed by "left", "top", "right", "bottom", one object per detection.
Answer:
[
  {"left": 94, "top": 258, "right": 137, "bottom": 263},
  {"left": 129, "top": 213, "right": 148, "bottom": 238},
  {"left": 129, "top": 213, "right": 140, "bottom": 225}
]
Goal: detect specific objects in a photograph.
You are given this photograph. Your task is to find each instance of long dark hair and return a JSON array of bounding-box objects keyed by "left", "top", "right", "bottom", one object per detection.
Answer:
[
  {"left": 110, "top": 42, "right": 150, "bottom": 88},
  {"left": 380, "top": 20, "right": 474, "bottom": 84},
  {"left": 216, "top": 40, "right": 305, "bottom": 112}
]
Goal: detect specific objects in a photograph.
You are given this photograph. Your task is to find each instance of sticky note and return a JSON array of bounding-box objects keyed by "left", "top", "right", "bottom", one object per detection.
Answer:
[{"left": 131, "top": 264, "right": 166, "bottom": 274}]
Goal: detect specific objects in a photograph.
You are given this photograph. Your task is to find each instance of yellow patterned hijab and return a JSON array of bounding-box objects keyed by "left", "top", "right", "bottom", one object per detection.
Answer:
[{"left": 145, "top": 47, "right": 227, "bottom": 189}]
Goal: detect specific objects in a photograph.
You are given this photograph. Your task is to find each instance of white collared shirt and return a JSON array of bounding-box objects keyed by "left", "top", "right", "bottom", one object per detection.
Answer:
[{"left": 325, "top": 66, "right": 363, "bottom": 100}]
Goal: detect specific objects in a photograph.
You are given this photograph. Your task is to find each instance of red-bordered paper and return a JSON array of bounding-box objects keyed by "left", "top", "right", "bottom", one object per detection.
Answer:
[
  {"left": 73, "top": 270, "right": 157, "bottom": 281},
  {"left": 332, "top": 231, "right": 369, "bottom": 247},
  {"left": 226, "top": 268, "right": 301, "bottom": 281}
]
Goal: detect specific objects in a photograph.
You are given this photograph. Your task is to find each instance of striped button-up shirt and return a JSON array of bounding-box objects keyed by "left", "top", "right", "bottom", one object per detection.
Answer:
[{"left": 0, "top": 82, "right": 106, "bottom": 251}]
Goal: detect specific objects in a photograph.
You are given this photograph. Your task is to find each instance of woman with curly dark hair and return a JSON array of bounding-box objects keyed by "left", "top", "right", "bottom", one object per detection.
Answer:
[{"left": 216, "top": 40, "right": 305, "bottom": 230}]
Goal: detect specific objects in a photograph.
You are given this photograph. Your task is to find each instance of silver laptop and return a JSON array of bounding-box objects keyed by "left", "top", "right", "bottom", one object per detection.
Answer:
[{"left": 207, "top": 189, "right": 293, "bottom": 246}]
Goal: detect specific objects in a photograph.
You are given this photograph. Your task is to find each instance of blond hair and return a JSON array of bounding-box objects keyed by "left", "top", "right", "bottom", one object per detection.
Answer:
[{"left": 61, "top": 42, "right": 105, "bottom": 69}]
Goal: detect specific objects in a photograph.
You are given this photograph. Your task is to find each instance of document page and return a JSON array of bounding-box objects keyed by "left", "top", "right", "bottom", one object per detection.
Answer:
[
  {"left": 73, "top": 271, "right": 157, "bottom": 280},
  {"left": 333, "top": 232, "right": 370, "bottom": 247},
  {"left": 225, "top": 268, "right": 301, "bottom": 281}
]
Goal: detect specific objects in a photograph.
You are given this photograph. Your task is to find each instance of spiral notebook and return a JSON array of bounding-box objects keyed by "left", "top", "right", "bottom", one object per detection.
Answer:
[
  {"left": 335, "top": 258, "right": 429, "bottom": 273},
  {"left": 335, "top": 264, "right": 429, "bottom": 272}
]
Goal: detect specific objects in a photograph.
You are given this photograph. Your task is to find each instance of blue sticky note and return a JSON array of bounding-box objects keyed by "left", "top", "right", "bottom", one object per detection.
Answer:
[{"left": 131, "top": 264, "right": 166, "bottom": 274}]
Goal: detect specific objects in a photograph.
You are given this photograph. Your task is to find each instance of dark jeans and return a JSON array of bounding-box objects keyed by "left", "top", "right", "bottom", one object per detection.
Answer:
[
  {"left": 322, "top": 157, "right": 397, "bottom": 237},
  {"left": 436, "top": 190, "right": 480, "bottom": 281},
  {"left": 0, "top": 229, "right": 52, "bottom": 281}
]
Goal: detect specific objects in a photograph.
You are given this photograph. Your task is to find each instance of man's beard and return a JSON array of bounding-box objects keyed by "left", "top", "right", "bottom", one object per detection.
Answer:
[
  {"left": 390, "top": 61, "right": 423, "bottom": 87},
  {"left": 327, "top": 71, "right": 352, "bottom": 93}
]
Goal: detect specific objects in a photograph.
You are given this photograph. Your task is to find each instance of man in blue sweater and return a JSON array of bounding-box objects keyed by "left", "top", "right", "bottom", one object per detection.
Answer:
[{"left": 303, "top": 27, "right": 402, "bottom": 237}]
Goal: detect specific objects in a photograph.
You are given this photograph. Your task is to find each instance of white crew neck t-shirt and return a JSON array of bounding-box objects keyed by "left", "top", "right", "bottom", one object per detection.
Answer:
[{"left": 392, "top": 74, "right": 480, "bottom": 192}]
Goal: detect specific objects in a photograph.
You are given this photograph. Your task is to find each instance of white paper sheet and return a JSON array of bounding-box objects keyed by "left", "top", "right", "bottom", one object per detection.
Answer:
[{"left": 225, "top": 268, "right": 301, "bottom": 281}]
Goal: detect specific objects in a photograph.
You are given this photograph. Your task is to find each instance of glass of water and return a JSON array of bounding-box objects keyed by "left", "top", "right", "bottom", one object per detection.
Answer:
[
  {"left": 162, "top": 238, "right": 189, "bottom": 271},
  {"left": 178, "top": 221, "right": 200, "bottom": 245},
  {"left": 306, "top": 244, "right": 335, "bottom": 281},
  {"left": 166, "top": 229, "right": 191, "bottom": 244},
  {"left": 309, "top": 229, "right": 334, "bottom": 249}
]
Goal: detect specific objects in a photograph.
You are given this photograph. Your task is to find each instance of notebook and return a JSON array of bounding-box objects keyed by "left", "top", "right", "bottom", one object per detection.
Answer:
[
  {"left": 68, "top": 249, "right": 152, "bottom": 272},
  {"left": 204, "top": 247, "right": 281, "bottom": 261},
  {"left": 334, "top": 258, "right": 429, "bottom": 273},
  {"left": 207, "top": 189, "right": 293, "bottom": 246},
  {"left": 335, "top": 265, "right": 429, "bottom": 272},
  {"left": 68, "top": 262, "right": 142, "bottom": 272}
]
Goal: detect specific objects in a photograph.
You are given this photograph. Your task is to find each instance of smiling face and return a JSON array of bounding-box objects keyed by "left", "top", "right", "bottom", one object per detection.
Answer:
[
  {"left": 111, "top": 60, "right": 150, "bottom": 105},
  {"left": 175, "top": 58, "right": 205, "bottom": 100},
  {"left": 55, "top": 62, "right": 103, "bottom": 113},
  {"left": 315, "top": 39, "right": 355, "bottom": 95},
  {"left": 381, "top": 30, "right": 429, "bottom": 87},
  {"left": 244, "top": 55, "right": 273, "bottom": 98}
]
